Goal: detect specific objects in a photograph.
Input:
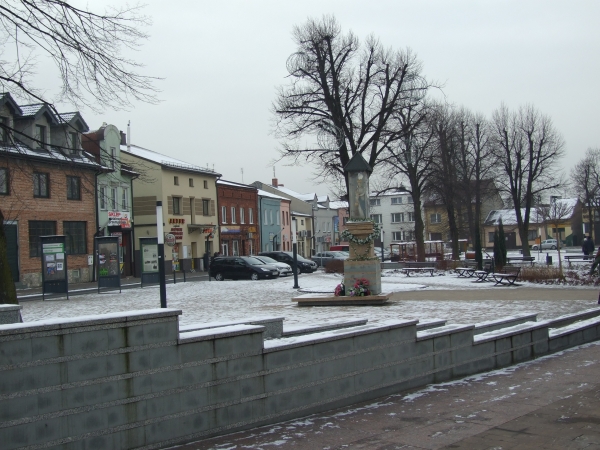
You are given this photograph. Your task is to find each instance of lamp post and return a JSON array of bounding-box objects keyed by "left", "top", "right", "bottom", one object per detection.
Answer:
[
  {"left": 156, "top": 201, "right": 167, "bottom": 308},
  {"left": 291, "top": 217, "right": 299, "bottom": 289}
]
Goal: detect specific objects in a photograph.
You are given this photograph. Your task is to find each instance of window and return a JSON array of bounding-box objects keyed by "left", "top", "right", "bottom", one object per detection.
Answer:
[
  {"left": 249, "top": 208, "right": 254, "bottom": 224},
  {"left": 33, "top": 172, "right": 49, "bottom": 198},
  {"left": 408, "top": 212, "right": 415, "bottom": 222},
  {"left": 430, "top": 213, "right": 441, "bottom": 224},
  {"left": 392, "top": 231, "right": 403, "bottom": 241},
  {"left": 35, "top": 125, "right": 46, "bottom": 148},
  {"left": 488, "top": 232, "right": 495, "bottom": 243},
  {"left": 371, "top": 214, "right": 382, "bottom": 224},
  {"left": 189, "top": 178, "right": 194, "bottom": 187},
  {"left": 0, "top": 168, "right": 8, "bottom": 195},
  {"left": 369, "top": 198, "right": 381, "bottom": 206},
  {"left": 203, "top": 180, "right": 208, "bottom": 189},
  {"left": 28, "top": 221, "right": 56, "bottom": 257},
  {"left": 430, "top": 232, "right": 443, "bottom": 241},
  {"left": 174, "top": 176, "right": 179, "bottom": 186},
  {"left": 173, "top": 197, "right": 182, "bottom": 215},
  {"left": 110, "top": 188, "right": 117, "bottom": 210},
  {"left": 232, "top": 240, "right": 239, "bottom": 256},
  {"left": 221, "top": 206, "right": 227, "bottom": 223},
  {"left": 203, "top": 199, "right": 210, "bottom": 216},
  {"left": 391, "top": 197, "right": 402, "bottom": 205},
  {"left": 407, "top": 197, "right": 414, "bottom": 203},
  {"left": 276, "top": 211, "right": 280, "bottom": 225},
  {"left": 231, "top": 206, "right": 236, "bottom": 224},
  {"left": 99, "top": 186, "right": 107, "bottom": 210},
  {"left": 240, "top": 207, "right": 245, "bottom": 224},
  {"left": 391, "top": 213, "right": 404, "bottom": 223},
  {"left": 282, "top": 212, "right": 285, "bottom": 226},
  {"left": 121, "top": 187, "right": 129, "bottom": 210},
  {"left": 301, "top": 219, "right": 304, "bottom": 225},
  {"left": 264, "top": 209, "right": 268, "bottom": 224},
  {"left": 110, "top": 147, "right": 116, "bottom": 169},
  {"left": 64, "top": 221, "right": 87, "bottom": 255},
  {"left": 69, "top": 132, "right": 78, "bottom": 153},
  {"left": 527, "top": 230, "right": 538, "bottom": 241},
  {"left": 66, "top": 176, "right": 80, "bottom": 200}
]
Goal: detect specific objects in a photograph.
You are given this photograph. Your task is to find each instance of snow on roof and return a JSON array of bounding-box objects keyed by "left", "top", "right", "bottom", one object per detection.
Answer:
[
  {"left": 484, "top": 198, "right": 578, "bottom": 226},
  {"left": 217, "top": 179, "right": 256, "bottom": 190},
  {"left": 257, "top": 189, "right": 288, "bottom": 200},
  {"left": 291, "top": 211, "right": 312, "bottom": 217},
  {"left": 19, "top": 103, "right": 44, "bottom": 117},
  {"left": 317, "top": 195, "right": 329, "bottom": 203},
  {"left": 121, "top": 144, "right": 221, "bottom": 176},
  {"left": 276, "top": 185, "right": 317, "bottom": 202},
  {"left": 1, "top": 141, "right": 102, "bottom": 168},
  {"left": 329, "top": 201, "right": 349, "bottom": 210}
]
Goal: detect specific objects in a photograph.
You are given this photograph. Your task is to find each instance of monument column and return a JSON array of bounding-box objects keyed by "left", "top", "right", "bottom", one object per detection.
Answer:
[{"left": 342, "top": 153, "right": 382, "bottom": 295}]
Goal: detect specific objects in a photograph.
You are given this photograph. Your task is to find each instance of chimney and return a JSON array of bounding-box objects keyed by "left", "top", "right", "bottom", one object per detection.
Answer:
[
  {"left": 120, "top": 131, "right": 127, "bottom": 145},
  {"left": 272, "top": 178, "right": 283, "bottom": 187}
]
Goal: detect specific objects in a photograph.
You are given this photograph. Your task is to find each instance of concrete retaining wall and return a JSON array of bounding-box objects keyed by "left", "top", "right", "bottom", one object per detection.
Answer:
[{"left": 0, "top": 306, "right": 599, "bottom": 449}]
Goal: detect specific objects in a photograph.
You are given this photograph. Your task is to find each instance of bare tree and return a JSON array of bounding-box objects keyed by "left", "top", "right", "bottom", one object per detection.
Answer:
[
  {"left": 537, "top": 200, "right": 575, "bottom": 276},
  {"left": 491, "top": 104, "right": 565, "bottom": 257},
  {"left": 571, "top": 148, "right": 600, "bottom": 241},
  {"left": 272, "top": 15, "right": 431, "bottom": 194},
  {"left": 0, "top": 1, "right": 158, "bottom": 303}
]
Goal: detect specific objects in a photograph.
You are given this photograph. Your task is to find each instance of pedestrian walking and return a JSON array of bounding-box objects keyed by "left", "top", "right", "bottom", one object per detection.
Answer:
[
  {"left": 589, "top": 246, "right": 600, "bottom": 304},
  {"left": 582, "top": 235, "right": 595, "bottom": 256}
]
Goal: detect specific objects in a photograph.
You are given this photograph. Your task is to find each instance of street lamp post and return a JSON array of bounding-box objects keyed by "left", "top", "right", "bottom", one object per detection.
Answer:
[
  {"left": 291, "top": 217, "right": 299, "bottom": 289},
  {"left": 156, "top": 201, "right": 167, "bottom": 308}
]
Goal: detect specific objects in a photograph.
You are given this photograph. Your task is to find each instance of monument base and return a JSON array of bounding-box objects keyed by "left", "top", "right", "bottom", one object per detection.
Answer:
[
  {"left": 293, "top": 292, "right": 390, "bottom": 306},
  {"left": 344, "top": 259, "right": 382, "bottom": 295}
]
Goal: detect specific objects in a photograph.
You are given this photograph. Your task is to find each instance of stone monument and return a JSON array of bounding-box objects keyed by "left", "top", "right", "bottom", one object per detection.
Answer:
[{"left": 342, "top": 153, "right": 382, "bottom": 295}]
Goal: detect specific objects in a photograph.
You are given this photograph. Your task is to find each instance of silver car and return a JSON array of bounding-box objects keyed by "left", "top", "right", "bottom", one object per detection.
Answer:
[
  {"left": 311, "top": 251, "right": 348, "bottom": 267},
  {"left": 253, "top": 255, "right": 293, "bottom": 277},
  {"left": 531, "top": 239, "right": 558, "bottom": 250}
]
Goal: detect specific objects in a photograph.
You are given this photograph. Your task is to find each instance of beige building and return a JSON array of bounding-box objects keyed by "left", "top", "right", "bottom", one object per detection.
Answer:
[{"left": 121, "top": 142, "right": 221, "bottom": 273}]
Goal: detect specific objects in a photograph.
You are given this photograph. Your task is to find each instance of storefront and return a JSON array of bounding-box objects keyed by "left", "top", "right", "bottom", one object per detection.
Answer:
[{"left": 106, "top": 211, "right": 134, "bottom": 277}]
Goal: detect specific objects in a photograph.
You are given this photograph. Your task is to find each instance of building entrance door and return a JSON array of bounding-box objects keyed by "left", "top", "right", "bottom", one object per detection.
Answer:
[{"left": 4, "top": 223, "right": 19, "bottom": 282}]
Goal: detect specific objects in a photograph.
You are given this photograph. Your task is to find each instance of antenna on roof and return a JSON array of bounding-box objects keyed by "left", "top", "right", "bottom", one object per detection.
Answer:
[
  {"left": 127, "top": 120, "right": 131, "bottom": 152},
  {"left": 273, "top": 166, "right": 276, "bottom": 177},
  {"left": 241, "top": 168, "right": 244, "bottom": 183}
]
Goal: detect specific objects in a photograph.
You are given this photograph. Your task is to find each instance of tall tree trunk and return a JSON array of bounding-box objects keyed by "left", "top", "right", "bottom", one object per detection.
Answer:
[{"left": 0, "top": 209, "right": 18, "bottom": 305}]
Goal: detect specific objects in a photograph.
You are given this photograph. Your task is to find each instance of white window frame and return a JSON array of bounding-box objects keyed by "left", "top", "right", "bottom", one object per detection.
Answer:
[
  {"left": 221, "top": 206, "right": 227, "bottom": 224},
  {"left": 264, "top": 209, "right": 268, "bottom": 224},
  {"left": 249, "top": 208, "right": 254, "bottom": 224},
  {"left": 391, "top": 213, "right": 404, "bottom": 223},
  {"left": 392, "top": 231, "right": 403, "bottom": 241},
  {"left": 430, "top": 213, "right": 441, "bottom": 224},
  {"left": 240, "top": 207, "right": 245, "bottom": 224},
  {"left": 370, "top": 214, "right": 382, "bottom": 224},
  {"left": 369, "top": 198, "right": 381, "bottom": 206},
  {"left": 408, "top": 212, "right": 415, "bottom": 222},
  {"left": 232, "top": 240, "right": 239, "bottom": 256},
  {"left": 99, "top": 186, "right": 107, "bottom": 210},
  {"left": 231, "top": 207, "right": 236, "bottom": 224},
  {"left": 121, "top": 187, "right": 128, "bottom": 211},
  {"left": 110, "top": 188, "right": 117, "bottom": 210},
  {"left": 391, "top": 197, "right": 402, "bottom": 205}
]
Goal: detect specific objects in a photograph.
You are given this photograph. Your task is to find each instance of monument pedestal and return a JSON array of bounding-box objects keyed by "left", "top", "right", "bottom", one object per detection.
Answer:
[{"left": 343, "top": 222, "right": 382, "bottom": 295}]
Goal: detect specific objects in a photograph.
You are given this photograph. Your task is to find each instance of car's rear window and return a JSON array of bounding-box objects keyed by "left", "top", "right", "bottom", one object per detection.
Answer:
[{"left": 243, "top": 257, "right": 265, "bottom": 265}]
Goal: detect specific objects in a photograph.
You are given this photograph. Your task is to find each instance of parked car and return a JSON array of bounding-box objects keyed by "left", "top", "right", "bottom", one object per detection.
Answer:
[
  {"left": 531, "top": 239, "right": 558, "bottom": 250},
  {"left": 253, "top": 255, "right": 293, "bottom": 277},
  {"left": 311, "top": 251, "right": 348, "bottom": 267},
  {"left": 209, "top": 256, "right": 279, "bottom": 281},
  {"left": 258, "top": 251, "right": 318, "bottom": 273}
]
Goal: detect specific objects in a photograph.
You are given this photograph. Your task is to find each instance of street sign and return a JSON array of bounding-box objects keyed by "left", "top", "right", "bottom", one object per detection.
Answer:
[{"left": 165, "top": 233, "right": 176, "bottom": 247}]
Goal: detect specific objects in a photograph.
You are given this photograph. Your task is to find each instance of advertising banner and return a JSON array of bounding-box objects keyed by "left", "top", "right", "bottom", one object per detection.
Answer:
[
  {"left": 96, "top": 236, "right": 121, "bottom": 292},
  {"left": 40, "top": 235, "right": 68, "bottom": 300}
]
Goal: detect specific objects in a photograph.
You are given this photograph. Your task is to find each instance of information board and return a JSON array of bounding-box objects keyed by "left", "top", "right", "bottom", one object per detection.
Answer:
[
  {"left": 96, "top": 236, "right": 121, "bottom": 293},
  {"left": 140, "top": 237, "right": 160, "bottom": 286},
  {"left": 40, "top": 235, "right": 68, "bottom": 300}
]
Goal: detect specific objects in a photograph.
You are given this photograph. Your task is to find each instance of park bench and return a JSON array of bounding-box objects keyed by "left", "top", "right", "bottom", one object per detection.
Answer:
[
  {"left": 564, "top": 254, "right": 593, "bottom": 267},
  {"left": 401, "top": 261, "right": 436, "bottom": 277},
  {"left": 506, "top": 256, "right": 535, "bottom": 266},
  {"left": 474, "top": 262, "right": 494, "bottom": 282},
  {"left": 491, "top": 266, "right": 521, "bottom": 286}
]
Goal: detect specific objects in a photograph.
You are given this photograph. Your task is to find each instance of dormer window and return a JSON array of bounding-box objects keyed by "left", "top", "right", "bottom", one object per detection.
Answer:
[
  {"left": 0, "top": 117, "right": 8, "bottom": 142},
  {"left": 69, "top": 132, "right": 78, "bottom": 154},
  {"left": 35, "top": 125, "right": 46, "bottom": 149}
]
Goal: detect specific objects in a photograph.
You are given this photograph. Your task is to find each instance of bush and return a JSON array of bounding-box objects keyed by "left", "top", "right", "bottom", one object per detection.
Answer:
[
  {"left": 520, "top": 266, "right": 562, "bottom": 282},
  {"left": 325, "top": 259, "right": 344, "bottom": 274}
]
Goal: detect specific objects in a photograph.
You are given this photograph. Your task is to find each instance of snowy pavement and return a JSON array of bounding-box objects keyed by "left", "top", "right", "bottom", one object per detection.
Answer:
[{"left": 20, "top": 270, "right": 599, "bottom": 327}]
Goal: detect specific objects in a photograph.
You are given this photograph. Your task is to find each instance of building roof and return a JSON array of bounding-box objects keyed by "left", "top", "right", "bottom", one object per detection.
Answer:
[
  {"left": 0, "top": 141, "right": 103, "bottom": 170},
  {"left": 484, "top": 199, "right": 579, "bottom": 226},
  {"left": 344, "top": 152, "right": 373, "bottom": 173},
  {"left": 275, "top": 185, "right": 317, "bottom": 202},
  {"left": 370, "top": 189, "right": 410, "bottom": 198},
  {"left": 217, "top": 179, "right": 257, "bottom": 191},
  {"left": 329, "top": 201, "right": 349, "bottom": 210},
  {"left": 121, "top": 143, "right": 221, "bottom": 177},
  {"left": 257, "top": 189, "right": 288, "bottom": 201}
]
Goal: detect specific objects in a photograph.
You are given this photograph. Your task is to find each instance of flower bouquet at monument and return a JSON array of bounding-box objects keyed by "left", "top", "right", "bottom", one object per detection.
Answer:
[
  {"left": 334, "top": 282, "right": 345, "bottom": 296},
  {"left": 349, "top": 278, "right": 370, "bottom": 296}
]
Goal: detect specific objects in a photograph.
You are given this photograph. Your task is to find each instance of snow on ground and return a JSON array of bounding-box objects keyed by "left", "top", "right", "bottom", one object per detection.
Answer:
[{"left": 19, "top": 269, "right": 599, "bottom": 327}]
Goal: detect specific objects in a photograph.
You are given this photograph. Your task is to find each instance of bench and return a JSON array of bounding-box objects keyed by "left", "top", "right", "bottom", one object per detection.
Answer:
[
  {"left": 401, "top": 261, "right": 436, "bottom": 277},
  {"left": 506, "top": 256, "right": 535, "bottom": 266},
  {"left": 564, "top": 254, "right": 593, "bottom": 267},
  {"left": 491, "top": 266, "right": 521, "bottom": 286},
  {"left": 474, "top": 262, "right": 494, "bottom": 282},
  {"left": 455, "top": 267, "right": 476, "bottom": 278}
]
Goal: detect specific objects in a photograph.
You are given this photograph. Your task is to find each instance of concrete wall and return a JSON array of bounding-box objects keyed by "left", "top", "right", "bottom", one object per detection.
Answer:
[{"left": 0, "top": 307, "right": 599, "bottom": 450}]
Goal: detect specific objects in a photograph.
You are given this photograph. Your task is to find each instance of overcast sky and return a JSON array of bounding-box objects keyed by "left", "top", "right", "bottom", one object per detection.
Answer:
[{"left": 54, "top": 0, "right": 600, "bottom": 197}]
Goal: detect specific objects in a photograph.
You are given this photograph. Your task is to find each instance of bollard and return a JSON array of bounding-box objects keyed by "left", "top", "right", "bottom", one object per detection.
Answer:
[
  {"left": 173, "top": 271, "right": 176, "bottom": 284},
  {"left": 546, "top": 253, "right": 552, "bottom": 265}
]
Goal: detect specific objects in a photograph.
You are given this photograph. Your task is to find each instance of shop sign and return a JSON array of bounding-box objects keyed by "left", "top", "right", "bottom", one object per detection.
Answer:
[
  {"left": 220, "top": 225, "right": 241, "bottom": 234},
  {"left": 165, "top": 233, "right": 176, "bottom": 247},
  {"left": 108, "top": 211, "right": 131, "bottom": 229},
  {"left": 169, "top": 218, "right": 185, "bottom": 224},
  {"left": 170, "top": 226, "right": 183, "bottom": 240}
]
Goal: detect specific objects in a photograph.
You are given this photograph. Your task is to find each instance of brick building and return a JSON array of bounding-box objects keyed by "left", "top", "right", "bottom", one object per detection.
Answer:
[
  {"left": 0, "top": 93, "right": 100, "bottom": 287},
  {"left": 217, "top": 180, "right": 260, "bottom": 256}
]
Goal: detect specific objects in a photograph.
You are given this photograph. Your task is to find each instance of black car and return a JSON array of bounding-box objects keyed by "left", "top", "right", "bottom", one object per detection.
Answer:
[
  {"left": 258, "top": 251, "right": 318, "bottom": 273},
  {"left": 209, "top": 256, "right": 279, "bottom": 281}
]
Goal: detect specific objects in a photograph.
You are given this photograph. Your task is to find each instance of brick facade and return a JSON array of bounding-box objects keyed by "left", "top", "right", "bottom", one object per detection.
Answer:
[
  {"left": 0, "top": 158, "right": 97, "bottom": 287},
  {"left": 217, "top": 181, "right": 260, "bottom": 256}
]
